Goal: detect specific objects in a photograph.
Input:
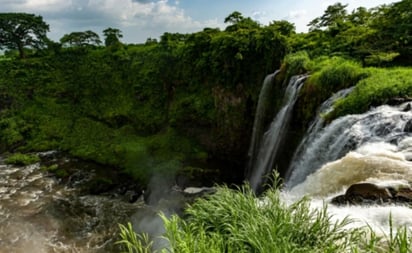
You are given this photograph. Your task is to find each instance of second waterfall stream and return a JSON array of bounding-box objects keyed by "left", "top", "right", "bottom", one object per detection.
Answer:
[{"left": 247, "top": 71, "right": 412, "bottom": 235}]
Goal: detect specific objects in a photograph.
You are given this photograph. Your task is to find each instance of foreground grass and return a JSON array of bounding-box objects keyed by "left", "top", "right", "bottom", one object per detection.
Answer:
[{"left": 116, "top": 180, "right": 412, "bottom": 253}]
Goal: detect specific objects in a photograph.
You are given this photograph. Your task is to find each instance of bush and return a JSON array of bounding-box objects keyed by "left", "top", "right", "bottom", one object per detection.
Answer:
[
  {"left": 327, "top": 67, "right": 412, "bottom": 120},
  {"left": 281, "top": 51, "right": 312, "bottom": 81},
  {"left": 307, "top": 57, "right": 366, "bottom": 98},
  {"left": 161, "top": 184, "right": 359, "bottom": 253},
  {"left": 5, "top": 153, "right": 40, "bottom": 165}
]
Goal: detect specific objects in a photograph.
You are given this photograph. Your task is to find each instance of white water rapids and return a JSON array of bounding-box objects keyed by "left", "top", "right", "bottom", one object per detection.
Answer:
[
  {"left": 283, "top": 102, "right": 412, "bottom": 236},
  {"left": 284, "top": 139, "right": 412, "bottom": 236},
  {"left": 0, "top": 155, "right": 143, "bottom": 253}
]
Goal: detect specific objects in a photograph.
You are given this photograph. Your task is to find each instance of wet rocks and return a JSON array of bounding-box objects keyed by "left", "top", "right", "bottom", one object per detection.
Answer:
[
  {"left": 331, "top": 182, "right": 412, "bottom": 205},
  {"left": 404, "top": 119, "right": 412, "bottom": 132}
]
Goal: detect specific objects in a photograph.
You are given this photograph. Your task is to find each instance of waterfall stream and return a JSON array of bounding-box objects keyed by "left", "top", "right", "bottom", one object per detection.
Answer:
[
  {"left": 285, "top": 87, "right": 354, "bottom": 181},
  {"left": 247, "top": 73, "right": 308, "bottom": 192},
  {"left": 286, "top": 102, "right": 412, "bottom": 188}
]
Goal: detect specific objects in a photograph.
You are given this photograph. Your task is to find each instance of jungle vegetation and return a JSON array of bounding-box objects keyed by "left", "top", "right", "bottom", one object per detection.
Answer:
[{"left": 0, "top": 0, "right": 411, "bottom": 186}]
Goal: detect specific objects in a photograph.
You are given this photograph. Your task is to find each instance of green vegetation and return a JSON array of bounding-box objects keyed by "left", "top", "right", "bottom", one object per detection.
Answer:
[
  {"left": 117, "top": 179, "right": 412, "bottom": 252},
  {"left": 1, "top": 2, "right": 412, "bottom": 253},
  {"left": 117, "top": 223, "right": 152, "bottom": 253},
  {"left": 0, "top": 11, "right": 290, "bottom": 185},
  {"left": 162, "top": 186, "right": 357, "bottom": 252},
  {"left": 40, "top": 163, "right": 69, "bottom": 177},
  {"left": 0, "top": 0, "right": 411, "bottom": 194},
  {"left": 0, "top": 13, "right": 49, "bottom": 58},
  {"left": 328, "top": 67, "right": 412, "bottom": 120},
  {"left": 5, "top": 153, "right": 40, "bottom": 165},
  {"left": 295, "top": 57, "right": 368, "bottom": 124}
]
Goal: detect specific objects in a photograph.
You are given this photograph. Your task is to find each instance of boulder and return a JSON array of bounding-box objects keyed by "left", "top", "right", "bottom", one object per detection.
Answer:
[
  {"left": 345, "top": 183, "right": 392, "bottom": 202},
  {"left": 402, "top": 103, "right": 412, "bottom": 112},
  {"left": 331, "top": 183, "right": 398, "bottom": 205}
]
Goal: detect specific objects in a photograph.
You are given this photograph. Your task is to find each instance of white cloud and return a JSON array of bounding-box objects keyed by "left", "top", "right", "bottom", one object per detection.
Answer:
[
  {"left": 21, "top": 0, "right": 72, "bottom": 12},
  {"left": 1, "top": 0, "right": 221, "bottom": 42},
  {"left": 288, "top": 10, "right": 307, "bottom": 19},
  {"left": 285, "top": 9, "right": 310, "bottom": 32},
  {"left": 251, "top": 11, "right": 267, "bottom": 21}
]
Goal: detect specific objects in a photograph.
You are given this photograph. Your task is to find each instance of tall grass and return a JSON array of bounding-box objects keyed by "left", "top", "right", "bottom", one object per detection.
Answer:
[
  {"left": 118, "top": 181, "right": 412, "bottom": 252},
  {"left": 116, "top": 222, "right": 153, "bottom": 253},
  {"left": 117, "top": 172, "right": 412, "bottom": 253}
]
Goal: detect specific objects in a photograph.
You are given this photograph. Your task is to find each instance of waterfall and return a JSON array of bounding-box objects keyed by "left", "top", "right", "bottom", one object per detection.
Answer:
[
  {"left": 282, "top": 102, "right": 412, "bottom": 237},
  {"left": 246, "top": 70, "right": 280, "bottom": 180},
  {"left": 286, "top": 102, "right": 412, "bottom": 188},
  {"left": 247, "top": 74, "right": 308, "bottom": 192},
  {"left": 285, "top": 87, "right": 354, "bottom": 181}
]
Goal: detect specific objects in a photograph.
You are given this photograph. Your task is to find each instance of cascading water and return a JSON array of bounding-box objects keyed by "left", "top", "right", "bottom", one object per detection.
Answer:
[
  {"left": 247, "top": 73, "right": 308, "bottom": 192},
  {"left": 286, "top": 102, "right": 412, "bottom": 188},
  {"left": 285, "top": 87, "right": 354, "bottom": 181},
  {"left": 283, "top": 101, "right": 412, "bottom": 236},
  {"left": 246, "top": 70, "right": 280, "bottom": 180}
]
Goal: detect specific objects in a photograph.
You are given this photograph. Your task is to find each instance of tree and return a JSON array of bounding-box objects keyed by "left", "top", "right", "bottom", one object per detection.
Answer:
[
  {"left": 60, "top": 30, "right": 101, "bottom": 47},
  {"left": 0, "top": 13, "right": 49, "bottom": 58},
  {"left": 224, "top": 11, "right": 260, "bottom": 32},
  {"left": 268, "top": 20, "right": 296, "bottom": 36},
  {"left": 377, "top": 0, "right": 412, "bottom": 62},
  {"left": 103, "top": 27, "right": 123, "bottom": 47},
  {"left": 308, "top": 3, "right": 348, "bottom": 33}
]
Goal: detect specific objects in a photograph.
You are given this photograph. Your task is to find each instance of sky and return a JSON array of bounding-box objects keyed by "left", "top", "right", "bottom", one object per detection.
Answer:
[{"left": 0, "top": 0, "right": 398, "bottom": 44}]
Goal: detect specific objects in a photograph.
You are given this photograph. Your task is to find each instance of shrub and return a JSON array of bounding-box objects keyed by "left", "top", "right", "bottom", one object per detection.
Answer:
[
  {"left": 327, "top": 67, "right": 412, "bottom": 120},
  {"left": 5, "top": 153, "right": 40, "bottom": 165}
]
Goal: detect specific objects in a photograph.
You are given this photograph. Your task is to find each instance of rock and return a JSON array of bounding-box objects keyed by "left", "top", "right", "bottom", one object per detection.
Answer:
[
  {"left": 404, "top": 120, "right": 412, "bottom": 132},
  {"left": 402, "top": 103, "right": 412, "bottom": 112},
  {"left": 183, "top": 186, "right": 216, "bottom": 195},
  {"left": 330, "top": 194, "right": 347, "bottom": 205},
  {"left": 331, "top": 183, "right": 392, "bottom": 205},
  {"left": 393, "top": 187, "right": 412, "bottom": 202},
  {"left": 345, "top": 183, "right": 392, "bottom": 202},
  {"left": 331, "top": 182, "right": 412, "bottom": 206},
  {"left": 386, "top": 97, "right": 412, "bottom": 106}
]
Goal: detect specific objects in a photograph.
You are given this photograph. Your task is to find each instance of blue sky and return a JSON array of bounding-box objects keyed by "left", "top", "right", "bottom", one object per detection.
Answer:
[{"left": 0, "top": 0, "right": 397, "bottom": 44}]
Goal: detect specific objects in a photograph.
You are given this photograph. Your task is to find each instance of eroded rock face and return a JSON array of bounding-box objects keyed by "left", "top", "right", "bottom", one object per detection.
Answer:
[{"left": 331, "top": 183, "right": 412, "bottom": 205}]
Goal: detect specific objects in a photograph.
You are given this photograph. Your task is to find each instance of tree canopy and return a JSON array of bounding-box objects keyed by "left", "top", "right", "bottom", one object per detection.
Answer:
[
  {"left": 60, "top": 30, "right": 102, "bottom": 47},
  {"left": 0, "top": 13, "right": 49, "bottom": 58},
  {"left": 103, "top": 27, "right": 123, "bottom": 47}
]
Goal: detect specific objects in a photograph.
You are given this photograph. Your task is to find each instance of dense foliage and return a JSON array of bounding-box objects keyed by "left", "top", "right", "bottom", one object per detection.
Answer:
[
  {"left": 0, "top": 12, "right": 290, "bottom": 186},
  {"left": 292, "top": 0, "right": 412, "bottom": 65},
  {"left": 0, "top": 0, "right": 411, "bottom": 186},
  {"left": 0, "top": 13, "right": 49, "bottom": 58}
]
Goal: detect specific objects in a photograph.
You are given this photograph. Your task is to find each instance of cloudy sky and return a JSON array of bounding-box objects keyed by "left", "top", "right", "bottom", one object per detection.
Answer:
[{"left": 1, "top": 0, "right": 397, "bottom": 44}]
